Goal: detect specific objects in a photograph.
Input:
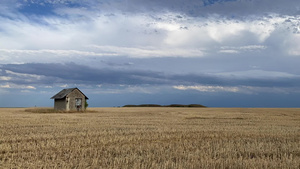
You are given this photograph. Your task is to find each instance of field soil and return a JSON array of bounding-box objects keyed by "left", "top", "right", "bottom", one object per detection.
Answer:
[{"left": 0, "top": 107, "right": 299, "bottom": 168}]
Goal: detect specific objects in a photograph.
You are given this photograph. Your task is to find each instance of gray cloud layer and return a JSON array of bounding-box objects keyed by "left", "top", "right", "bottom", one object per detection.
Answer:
[{"left": 2, "top": 63, "right": 300, "bottom": 89}]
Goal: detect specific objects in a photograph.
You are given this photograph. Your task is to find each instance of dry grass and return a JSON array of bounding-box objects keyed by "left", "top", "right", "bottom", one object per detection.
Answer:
[
  {"left": 24, "top": 107, "right": 97, "bottom": 113},
  {"left": 0, "top": 107, "right": 299, "bottom": 168}
]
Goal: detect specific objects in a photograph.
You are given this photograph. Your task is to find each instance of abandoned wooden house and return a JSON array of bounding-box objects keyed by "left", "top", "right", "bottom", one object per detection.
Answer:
[{"left": 51, "top": 88, "right": 88, "bottom": 111}]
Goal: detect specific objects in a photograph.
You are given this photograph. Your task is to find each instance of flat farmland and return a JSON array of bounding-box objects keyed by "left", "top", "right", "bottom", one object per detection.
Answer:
[{"left": 0, "top": 107, "right": 299, "bottom": 168}]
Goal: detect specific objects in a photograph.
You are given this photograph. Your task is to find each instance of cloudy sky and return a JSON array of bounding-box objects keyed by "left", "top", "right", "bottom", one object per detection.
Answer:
[{"left": 0, "top": 0, "right": 299, "bottom": 107}]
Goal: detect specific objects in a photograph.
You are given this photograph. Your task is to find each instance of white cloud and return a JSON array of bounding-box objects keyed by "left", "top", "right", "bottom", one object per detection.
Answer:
[
  {"left": 173, "top": 85, "right": 300, "bottom": 94},
  {"left": 219, "top": 50, "right": 239, "bottom": 54},
  {"left": 219, "top": 45, "right": 267, "bottom": 54},
  {"left": 90, "top": 45, "right": 205, "bottom": 58},
  {"left": 26, "top": 86, "right": 36, "bottom": 89},
  {"left": 239, "top": 45, "right": 267, "bottom": 50},
  {"left": 1, "top": 70, "right": 46, "bottom": 87},
  {"left": 214, "top": 70, "right": 299, "bottom": 79},
  {"left": 1, "top": 9, "right": 299, "bottom": 59},
  {"left": 0, "top": 84, "right": 10, "bottom": 88},
  {"left": 286, "top": 34, "right": 300, "bottom": 56},
  {"left": 6, "top": 70, "right": 41, "bottom": 79},
  {"left": 0, "top": 49, "right": 114, "bottom": 56},
  {"left": 207, "top": 20, "right": 246, "bottom": 43},
  {"left": 0, "top": 76, "right": 11, "bottom": 80},
  {"left": 0, "top": 49, "right": 117, "bottom": 64},
  {"left": 60, "top": 84, "right": 69, "bottom": 88},
  {"left": 173, "top": 85, "right": 240, "bottom": 93},
  {"left": 0, "top": 83, "right": 36, "bottom": 89}
]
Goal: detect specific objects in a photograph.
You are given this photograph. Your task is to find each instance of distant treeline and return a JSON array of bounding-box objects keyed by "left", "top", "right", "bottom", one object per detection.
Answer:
[{"left": 123, "top": 104, "right": 206, "bottom": 108}]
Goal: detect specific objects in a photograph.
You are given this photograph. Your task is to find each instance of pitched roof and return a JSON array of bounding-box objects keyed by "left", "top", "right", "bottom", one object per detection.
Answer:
[{"left": 50, "top": 88, "right": 88, "bottom": 99}]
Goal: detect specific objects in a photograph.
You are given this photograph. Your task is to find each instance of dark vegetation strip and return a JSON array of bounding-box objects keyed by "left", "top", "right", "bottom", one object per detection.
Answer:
[{"left": 123, "top": 104, "right": 206, "bottom": 108}]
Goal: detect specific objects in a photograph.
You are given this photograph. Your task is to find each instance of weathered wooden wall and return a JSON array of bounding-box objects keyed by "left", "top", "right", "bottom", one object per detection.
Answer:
[
  {"left": 54, "top": 99, "right": 66, "bottom": 110},
  {"left": 67, "top": 89, "right": 86, "bottom": 111}
]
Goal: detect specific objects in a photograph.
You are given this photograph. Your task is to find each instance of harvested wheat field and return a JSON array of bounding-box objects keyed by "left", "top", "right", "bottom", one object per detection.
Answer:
[{"left": 0, "top": 107, "right": 299, "bottom": 168}]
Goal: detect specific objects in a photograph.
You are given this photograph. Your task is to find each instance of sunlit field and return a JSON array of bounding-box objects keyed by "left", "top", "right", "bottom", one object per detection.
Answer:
[{"left": 0, "top": 107, "right": 299, "bottom": 168}]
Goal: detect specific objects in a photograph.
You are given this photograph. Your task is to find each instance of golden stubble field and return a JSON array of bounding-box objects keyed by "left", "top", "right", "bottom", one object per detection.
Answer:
[{"left": 0, "top": 107, "right": 299, "bottom": 168}]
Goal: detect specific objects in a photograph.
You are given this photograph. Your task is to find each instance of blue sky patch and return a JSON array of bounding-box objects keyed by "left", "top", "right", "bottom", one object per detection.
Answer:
[{"left": 19, "top": 3, "right": 56, "bottom": 16}]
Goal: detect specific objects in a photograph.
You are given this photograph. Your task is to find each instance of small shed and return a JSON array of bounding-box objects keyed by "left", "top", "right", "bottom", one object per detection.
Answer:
[{"left": 51, "top": 87, "right": 88, "bottom": 111}]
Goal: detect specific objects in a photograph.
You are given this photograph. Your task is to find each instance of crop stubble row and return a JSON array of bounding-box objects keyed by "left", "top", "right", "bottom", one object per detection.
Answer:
[{"left": 0, "top": 107, "right": 299, "bottom": 168}]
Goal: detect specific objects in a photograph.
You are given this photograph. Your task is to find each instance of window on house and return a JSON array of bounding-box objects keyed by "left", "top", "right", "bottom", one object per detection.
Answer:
[{"left": 75, "top": 98, "right": 82, "bottom": 107}]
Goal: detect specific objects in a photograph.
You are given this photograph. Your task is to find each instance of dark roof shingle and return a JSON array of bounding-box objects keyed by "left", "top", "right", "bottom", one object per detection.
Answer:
[{"left": 50, "top": 88, "right": 88, "bottom": 99}]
